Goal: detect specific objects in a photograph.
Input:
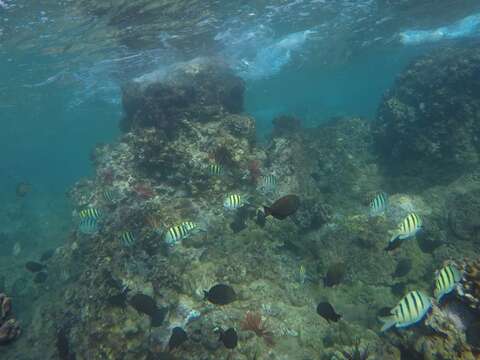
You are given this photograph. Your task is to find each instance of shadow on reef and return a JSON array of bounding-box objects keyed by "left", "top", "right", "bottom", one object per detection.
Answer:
[{"left": 5, "top": 50, "right": 480, "bottom": 359}]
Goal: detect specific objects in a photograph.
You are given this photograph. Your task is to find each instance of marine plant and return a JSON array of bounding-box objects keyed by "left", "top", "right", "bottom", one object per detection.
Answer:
[{"left": 240, "top": 310, "right": 274, "bottom": 346}]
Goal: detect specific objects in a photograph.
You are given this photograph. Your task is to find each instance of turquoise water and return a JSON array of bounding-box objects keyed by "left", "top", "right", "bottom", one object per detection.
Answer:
[{"left": 2, "top": 1, "right": 480, "bottom": 358}]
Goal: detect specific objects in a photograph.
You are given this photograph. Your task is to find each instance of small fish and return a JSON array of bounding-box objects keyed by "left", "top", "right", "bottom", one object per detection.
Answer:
[
  {"left": 129, "top": 293, "right": 167, "bottom": 327},
  {"left": 79, "top": 217, "right": 99, "bottom": 235},
  {"left": 168, "top": 327, "right": 188, "bottom": 351},
  {"left": 324, "top": 262, "right": 346, "bottom": 287},
  {"left": 379, "top": 290, "right": 432, "bottom": 332},
  {"left": 385, "top": 212, "right": 422, "bottom": 251},
  {"left": 434, "top": 264, "right": 462, "bottom": 302},
  {"left": 204, "top": 284, "right": 236, "bottom": 305},
  {"left": 259, "top": 174, "right": 277, "bottom": 193},
  {"left": 25, "top": 261, "right": 45, "bottom": 273},
  {"left": 316, "top": 301, "right": 342, "bottom": 323},
  {"left": 164, "top": 225, "right": 188, "bottom": 245},
  {"left": 180, "top": 221, "right": 200, "bottom": 234},
  {"left": 369, "top": 192, "right": 388, "bottom": 216},
  {"left": 120, "top": 231, "right": 136, "bottom": 247},
  {"left": 224, "top": 194, "right": 247, "bottom": 210},
  {"left": 298, "top": 264, "right": 308, "bottom": 284},
  {"left": 102, "top": 190, "right": 117, "bottom": 203},
  {"left": 206, "top": 163, "right": 224, "bottom": 176},
  {"left": 16, "top": 182, "right": 31, "bottom": 197},
  {"left": 263, "top": 194, "right": 300, "bottom": 220},
  {"left": 79, "top": 208, "right": 102, "bottom": 219},
  {"left": 219, "top": 328, "right": 238, "bottom": 349}
]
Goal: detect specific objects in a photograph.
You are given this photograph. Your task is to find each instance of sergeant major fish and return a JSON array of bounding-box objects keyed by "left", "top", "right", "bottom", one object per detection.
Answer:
[
  {"left": 434, "top": 264, "right": 462, "bottom": 302},
  {"left": 369, "top": 192, "right": 388, "bottom": 216},
  {"left": 79, "top": 208, "right": 102, "bottom": 219},
  {"left": 379, "top": 290, "right": 432, "bottom": 332},
  {"left": 224, "top": 194, "right": 247, "bottom": 210},
  {"left": 120, "top": 231, "right": 136, "bottom": 247},
  {"left": 385, "top": 212, "right": 422, "bottom": 251},
  {"left": 206, "top": 163, "right": 224, "bottom": 176},
  {"left": 259, "top": 174, "right": 277, "bottom": 193}
]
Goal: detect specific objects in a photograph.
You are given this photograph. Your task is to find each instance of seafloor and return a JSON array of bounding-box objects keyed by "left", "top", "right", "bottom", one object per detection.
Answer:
[{"left": 1, "top": 44, "right": 480, "bottom": 360}]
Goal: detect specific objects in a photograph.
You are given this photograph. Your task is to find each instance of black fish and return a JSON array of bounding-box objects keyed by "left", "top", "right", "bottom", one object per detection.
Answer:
[
  {"left": 392, "top": 258, "right": 412, "bottom": 278},
  {"left": 25, "top": 261, "right": 45, "bottom": 273},
  {"left": 219, "top": 328, "right": 238, "bottom": 349},
  {"left": 384, "top": 238, "right": 403, "bottom": 252},
  {"left": 316, "top": 302, "right": 341, "bottom": 323},
  {"left": 107, "top": 293, "right": 127, "bottom": 308},
  {"left": 324, "top": 262, "right": 346, "bottom": 287},
  {"left": 263, "top": 195, "right": 300, "bottom": 220},
  {"left": 40, "top": 248, "right": 55, "bottom": 262},
  {"left": 168, "top": 327, "right": 187, "bottom": 351},
  {"left": 129, "top": 294, "right": 167, "bottom": 327},
  {"left": 204, "top": 284, "right": 236, "bottom": 305},
  {"left": 34, "top": 272, "right": 48, "bottom": 283}
]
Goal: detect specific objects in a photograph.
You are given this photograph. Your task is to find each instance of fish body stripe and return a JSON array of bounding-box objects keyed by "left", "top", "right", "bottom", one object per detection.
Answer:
[
  {"left": 80, "top": 208, "right": 101, "bottom": 219},
  {"left": 226, "top": 194, "right": 242, "bottom": 208},
  {"left": 208, "top": 164, "right": 223, "bottom": 175}
]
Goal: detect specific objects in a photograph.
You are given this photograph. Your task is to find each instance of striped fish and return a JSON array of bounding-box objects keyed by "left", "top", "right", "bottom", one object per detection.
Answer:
[
  {"left": 120, "top": 231, "right": 136, "bottom": 247},
  {"left": 79, "top": 217, "right": 99, "bottom": 235},
  {"left": 380, "top": 290, "right": 432, "bottom": 332},
  {"left": 369, "top": 192, "right": 388, "bottom": 216},
  {"left": 434, "top": 264, "right": 462, "bottom": 302},
  {"left": 259, "top": 174, "right": 277, "bottom": 193},
  {"left": 206, "top": 163, "right": 224, "bottom": 176},
  {"left": 79, "top": 208, "right": 102, "bottom": 220},
  {"left": 164, "top": 225, "right": 188, "bottom": 245},
  {"left": 386, "top": 212, "right": 422, "bottom": 251},
  {"left": 223, "top": 194, "right": 246, "bottom": 210},
  {"left": 103, "top": 190, "right": 117, "bottom": 203},
  {"left": 181, "top": 221, "right": 198, "bottom": 233}
]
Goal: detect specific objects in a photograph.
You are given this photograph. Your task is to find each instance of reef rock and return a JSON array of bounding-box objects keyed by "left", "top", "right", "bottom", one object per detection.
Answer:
[
  {"left": 0, "top": 293, "right": 20, "bottom": 345},
  {"left": 447, "top": 188, "right": 480, "bottom": 242},
  {"left": 121, "top": 57, "right": 244, "bottom": 133},
  {"left": 373, "top": 44, "right": 480, "bottom": 186}
]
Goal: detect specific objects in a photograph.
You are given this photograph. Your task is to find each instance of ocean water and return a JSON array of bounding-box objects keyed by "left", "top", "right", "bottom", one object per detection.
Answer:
[{"left": 1, "top": 1, "right": 480, "bottom": 359}]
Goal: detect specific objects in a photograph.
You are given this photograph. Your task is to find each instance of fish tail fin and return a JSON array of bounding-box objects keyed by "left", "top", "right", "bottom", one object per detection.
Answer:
[
  {"left": 385, "top": 234, "right": 401, "bottom": 251},
  {"left": 379, "top": 316, "right": 396, "bottom": 332},
  {"left": 203, "top": 290, "right": 209, "bottom": 300}
]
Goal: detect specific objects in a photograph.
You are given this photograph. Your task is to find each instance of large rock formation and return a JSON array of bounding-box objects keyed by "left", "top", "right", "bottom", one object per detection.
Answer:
[{"left": 372, "top": 44, "right": 480, "bottom": 186}]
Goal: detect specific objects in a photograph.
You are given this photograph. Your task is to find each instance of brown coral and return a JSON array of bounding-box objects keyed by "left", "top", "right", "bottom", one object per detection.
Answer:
[
  {"left": 461, "top": 258, "right": 480, "bottom": 312},
  {"left": 240, "top": 310, "right": 274, "bottom": 346}
]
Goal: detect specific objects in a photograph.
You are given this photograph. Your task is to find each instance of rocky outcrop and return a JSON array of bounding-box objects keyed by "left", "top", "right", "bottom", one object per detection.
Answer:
[{"left": 372, "top": 44, "right": 480, "bottom": 186}]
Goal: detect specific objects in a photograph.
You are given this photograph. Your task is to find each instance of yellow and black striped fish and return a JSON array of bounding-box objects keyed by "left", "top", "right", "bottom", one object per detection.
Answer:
[
  {"left": 206, "top": 163, "right": 224, "bottom": 176},
  {"left": 181, "top": 221, "right": 198, "bottom": 233},
  {"left": 79, "top": 208, "right": 102, "bottom": 219},
  {"left": 223, "top": 194, "right": 246, "bottom": 210},
  {"left": 78, "top": 217, "right": 99, "bottom": 235},
  {"left": 120, "top": 231, "right": 135, "bottom": 247},
  {"left": 103, "top": 190, "right": 117, "bottom": 203},
  {"left": 386, "top": 212, "right": 422, "bottom": 251},
  {"left": 380, "top": 290, "right": 432, "bottom": 332},
  {"left": 434, "top": 264, "right": 462, "bottom": 302},
  {"left": 369, "top": 192, "right": 388, "bottom": 216},
  {"left": 259, "top": 174, "right": 277, "bottom": 192},
  {"left": 164, "top": 225, "right": 188, "bottom": 245}
]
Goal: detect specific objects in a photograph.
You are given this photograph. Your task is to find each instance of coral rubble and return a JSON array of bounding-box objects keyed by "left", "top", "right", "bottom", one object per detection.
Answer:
[{"left": 0, "top": 293, "right": 20, "bottom": 345}]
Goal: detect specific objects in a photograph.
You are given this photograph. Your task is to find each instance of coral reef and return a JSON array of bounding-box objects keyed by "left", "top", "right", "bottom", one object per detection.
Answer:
[
  {"left": 372, "top": 43, "right": 480, "bottom": 187},
  {"left": 0, "top": 293, "right": 20, "bottom": 345}
]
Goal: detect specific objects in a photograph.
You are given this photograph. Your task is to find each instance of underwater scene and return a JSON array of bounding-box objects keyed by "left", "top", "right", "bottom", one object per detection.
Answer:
[{"left": 2, "top": 0, "right": 480, "bottom": 359}]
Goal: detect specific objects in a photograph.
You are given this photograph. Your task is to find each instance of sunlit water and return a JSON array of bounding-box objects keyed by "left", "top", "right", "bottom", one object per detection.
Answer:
[{"left": 1, "top": 0, "right": 480, "bottom": 356}]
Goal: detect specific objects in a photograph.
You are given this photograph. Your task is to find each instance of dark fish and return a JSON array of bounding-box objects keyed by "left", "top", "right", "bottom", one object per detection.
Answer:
[
  {"left": 25, "top": 261, "right": 45, "bottom": 273},
  {"left": 16, "top": 182, "right": 31, "bottom": 197},
  {"left": 466, "top": 322, "right": 480, "bottom": 348},
  {"left": 40, "top": 248, "right": 55, "bottom": 262},
  {"left": 34, "top": 271, "right": 48, "bottom": 283},
  {"left": 384, "top": 237, "right": 403, "bottom": 251},
  {"left": 255, "top": 208, "right": 266, "bottom": 227},
  {"left": 393, "top": 258, "right": 412, "bottom": 278},
  {"left": 204, "top": 284, "right": 236, "bottom": 305},
  {"left": 316, "top": 302, "right": 342, "bottom": 323},
  {"left": 129, "top": 294, "right": 167, "bottom": 327},
  {"left": 219, "top": 328, "right": 238, "bottom": 349},
  {"left": 168, "top": 327, "right": 188, "bottom": 351},
  {"left": 324, "top": 262, "right": 346, "bottom": 287},
  {"left": 263, "top": 195, "right": 300, "bottom": 220}
]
